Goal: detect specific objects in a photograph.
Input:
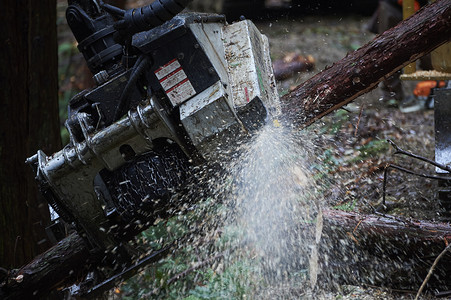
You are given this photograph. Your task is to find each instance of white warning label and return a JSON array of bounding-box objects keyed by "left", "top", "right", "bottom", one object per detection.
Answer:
[{"left": 155, "top": 59, "right": 196, "bottom": 106}]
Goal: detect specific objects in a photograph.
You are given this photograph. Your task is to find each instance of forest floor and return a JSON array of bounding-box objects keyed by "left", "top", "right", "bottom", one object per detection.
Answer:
[{"left": 56, "top": 1, "right": 446, "bottom": 299}]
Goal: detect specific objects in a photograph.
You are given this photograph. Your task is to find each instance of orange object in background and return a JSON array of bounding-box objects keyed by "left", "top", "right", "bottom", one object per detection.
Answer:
[
  {"left": 398, "top": 0, "right": 420, "bottom": 11},
  {"left": 413, "top": 80, "right": 446, "bottom": 97}
]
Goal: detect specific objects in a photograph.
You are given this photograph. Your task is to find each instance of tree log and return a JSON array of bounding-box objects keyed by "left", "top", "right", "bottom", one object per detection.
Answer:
[
  {"left": 0, "top": 233, "right": 90, "bottom": 299},
  {"left": 319, "top": 209, "right": 451, "bottom": 291},
  {"left": 281, "top": 0, "right": 451, "bottom": 127},
  {"left": 273, "top": 53, "right": 315, "bottom": 80}
]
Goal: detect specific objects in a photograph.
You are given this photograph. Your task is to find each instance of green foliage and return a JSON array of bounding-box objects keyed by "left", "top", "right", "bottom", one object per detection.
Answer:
[
  {"left": 333, "top": 198, "right": 358, "bottom": 212},
  {"left": 57, "top": 41, "right": 78, "bottom": 144},
  {"left": 329, "top": 109, "right": 350, "bottom": 135},
  {"left": 58, "top": 42, "right": 76, "bottom": 56},
  {"left": 350, "top": 139, "right": 389, "bottom": 163},
  {"left": 119, "top": 202, "right": 262, "bottom": 299},
  {"left": 58, "top": 91, "right": 71, "bottom": 144},
  {"left": 317, "top": 109, "right": 350, "bottom": 136},
  {"left": 119, "top": 215, "right": 194, "bottom": 299},
  {"left": 187, "top": 259, "right": 259, "bottom": 300},
  {"left": 311, "top": 147, "right": 342, "bottom": 178}
]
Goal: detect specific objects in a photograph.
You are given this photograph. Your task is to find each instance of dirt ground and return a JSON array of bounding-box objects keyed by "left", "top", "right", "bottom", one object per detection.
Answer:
[{"left": 56, "top": 2, "right": 447, "bottom": 298}]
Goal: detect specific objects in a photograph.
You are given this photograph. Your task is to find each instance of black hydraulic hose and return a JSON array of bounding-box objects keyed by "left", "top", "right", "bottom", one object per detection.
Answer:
[
  {"left": 100, "top": 2, "right": 125, "bottom": 17},
  {"left": 114, "top": 0, "right": 192, "bottom": 42},
  {"left": 113, "top": 55, "right": 151, "bottom": 120}
]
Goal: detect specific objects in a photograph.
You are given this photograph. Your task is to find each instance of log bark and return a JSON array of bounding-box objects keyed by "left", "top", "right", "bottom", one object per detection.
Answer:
[
  {"left": 319, "top": 209, "right": 451, "bottom": 291},
  {"left": 281, "top": 0, "right": 451, "bottom": 127},
  {"left": 0, "top": 233, "right": 90, "bottom": 300}
]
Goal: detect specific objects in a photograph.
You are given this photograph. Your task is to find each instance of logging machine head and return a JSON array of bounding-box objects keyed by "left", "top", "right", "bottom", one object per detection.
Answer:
[{"left": 26, "top": 0, "right": 280, "bottom": 250}]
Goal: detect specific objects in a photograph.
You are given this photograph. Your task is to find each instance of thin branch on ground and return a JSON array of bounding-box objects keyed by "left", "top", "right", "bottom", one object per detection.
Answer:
[
  {"left": 415, "top": 242, "right": 451, "bottom": 300},
  {"left": 383, "top": 164, "right": 451, "bottom": 207},
  {"left": 387, "top": 139, "right": 451, "bottom": 173}
]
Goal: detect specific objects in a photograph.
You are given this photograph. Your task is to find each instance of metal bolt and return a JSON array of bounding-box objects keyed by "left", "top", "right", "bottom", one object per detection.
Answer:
[
  {"left": 93, "top": 70, "right": 109, "bottom": 86},
  {"left": 15, "top": 274, "right": 24, "bottom": 283}
]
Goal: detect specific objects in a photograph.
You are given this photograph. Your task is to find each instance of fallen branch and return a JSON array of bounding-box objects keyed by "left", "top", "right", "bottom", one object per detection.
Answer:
[
  {"left": 387, "top": 139, "right": 451, "bottom": 173},
  {"left": 382, "top": 139, "right": 451, "bottom": 207},
  {"left": 273, "top": 53, "right": 315, "bottom": 80},
  {"left": 383, "top": 164, "right": 451, "bottom": 207},
  {"left": 415, "top": 243, "right": 451, "bottom": 300}
]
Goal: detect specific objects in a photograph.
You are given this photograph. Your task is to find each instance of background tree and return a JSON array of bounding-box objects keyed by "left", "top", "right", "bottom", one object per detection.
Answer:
[
  {"left": 108, "top": 0, "right": 127, "bottom": 7},
  {"left": 0, "top": 0, "right": 61, "bottom": 268}
]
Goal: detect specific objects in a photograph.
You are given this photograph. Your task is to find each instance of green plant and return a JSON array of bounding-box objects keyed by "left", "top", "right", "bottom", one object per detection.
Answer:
[
  {"left": 333, "top": 198, "right": 358, "bottom": 212},
  {"left": 350, "top": 139, "right": 389, "bottom": 163},
  {"left": 187, "top": 259, "right": 259, "bottom": 300},
  {"left": 119, "top": 200, "right": 265, "bottom": 299},
  {"left": 318, "top": 109, "right": 350, "bottom": 136},
  {"left": 57, "top": 41, "right": 78, "bottom": 144}
]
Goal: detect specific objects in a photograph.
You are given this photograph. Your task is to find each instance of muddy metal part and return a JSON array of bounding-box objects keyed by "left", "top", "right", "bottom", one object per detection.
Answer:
[{"left": 27, "top": 8, "right": 280, "bottom": 253}]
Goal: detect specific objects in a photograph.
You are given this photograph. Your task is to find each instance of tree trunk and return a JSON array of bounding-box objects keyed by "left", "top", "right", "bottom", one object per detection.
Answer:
[
  {"left": 106, "top": 0, "right": 127, "bottom": 8},
  {"left": 281, "top": 0, "right": 451, "bottom": 128},
  {"left": 0, "top": 0, "right": 61, "bottom": 268},
  {"left": 319, "top": 209, "right": 451, "bottom": 290}
]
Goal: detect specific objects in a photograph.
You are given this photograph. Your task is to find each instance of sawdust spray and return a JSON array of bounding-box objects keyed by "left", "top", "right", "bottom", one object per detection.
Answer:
[{"left": 212, "top": 121, "right": 324, "bottom": 297}]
